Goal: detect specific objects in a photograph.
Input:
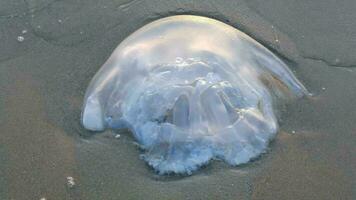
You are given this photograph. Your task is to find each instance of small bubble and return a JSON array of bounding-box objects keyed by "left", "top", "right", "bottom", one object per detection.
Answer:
[
  {"left": 22, "top": 29, "right": 27, "bottom": 34},
  {"left": 40, "top": 198, "right": 46, "bottom": 200},
  {"left": 58, "top": 19, "right": 63, "bottom": 23},
  {"left": 322, "top": 87, "right": 326, "bottom": 91},
  {"left": 37, "top": 25, "right": 41, "bottom": 29},
  {"left": 291, "top": 131, "right": 296, "bottom": 134},
  {"left": 17, "top": 36, "right": 25, "bottom": 42},
  {"left": 175, "top": 57, "right": 183, "bottom": 63},
  {"left": 66, "top": 176, "right": 75, "bottom": 188},
  {"left": 115, "top": 134, "right": 121, "bottom": 139}
]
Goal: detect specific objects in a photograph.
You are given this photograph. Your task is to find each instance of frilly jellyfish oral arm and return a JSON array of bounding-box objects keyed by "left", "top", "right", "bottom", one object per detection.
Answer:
[{"left": 81, "top": 15, "right": 308, "bottom": 174}]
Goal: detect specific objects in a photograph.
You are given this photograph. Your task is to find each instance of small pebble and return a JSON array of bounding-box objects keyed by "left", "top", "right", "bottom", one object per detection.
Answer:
[
  {"left": 292, "top": 130, "right": 296, "bottom": 134},
  {"left": 58, "top": 19, "right": 62, "bottom": 23},
  {"left": 66, "top": 176, "right": 75, "bottom": 188},
  {"left": 40, "top": 198, "right": 46, "bottom": 200},
  {"left": 17, "top": 36, "right": 25, "bottom": 42},
  {"left": 132, "top": 141, "right": 140, "bottom": 147},
  {"left": 22, "top": 29, "right": 27, "bottom": 34},
  {"left": 322, "top": 87, "right": 326, "bottom": 91},
  {"left": 115, "top": 134, "right": 121, "bottom": 139}
]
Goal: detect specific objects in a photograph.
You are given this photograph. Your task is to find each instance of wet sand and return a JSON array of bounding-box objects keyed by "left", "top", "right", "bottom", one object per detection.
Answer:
[{"left": 0, "top": 0, "right": 355, "bottom": 199}]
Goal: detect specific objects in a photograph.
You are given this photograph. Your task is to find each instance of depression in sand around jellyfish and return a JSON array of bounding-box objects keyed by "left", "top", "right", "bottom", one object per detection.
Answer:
[{"left": 81, "top": 15, "right": 308, "bottom": 174}]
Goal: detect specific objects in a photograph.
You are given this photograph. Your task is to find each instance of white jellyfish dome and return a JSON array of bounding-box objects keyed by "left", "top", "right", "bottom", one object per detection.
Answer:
[{"left": 81, "top": 15, "right": 308, "bottom": 174}]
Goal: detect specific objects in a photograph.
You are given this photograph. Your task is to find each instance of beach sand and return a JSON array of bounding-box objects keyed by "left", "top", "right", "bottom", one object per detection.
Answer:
[{"left": 0, "top": 0, "right": 355, "bottom": 199}]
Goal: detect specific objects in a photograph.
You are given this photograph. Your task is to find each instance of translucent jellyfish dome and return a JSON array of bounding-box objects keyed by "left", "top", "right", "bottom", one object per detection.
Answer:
[{"left": 81, "top": 15, "right": 308, "bottom": 174}]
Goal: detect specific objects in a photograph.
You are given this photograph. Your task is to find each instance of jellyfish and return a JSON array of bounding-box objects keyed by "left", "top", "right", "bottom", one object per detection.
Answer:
[{"left": 81, "top": 15, "right": 308, "bottom": 174}]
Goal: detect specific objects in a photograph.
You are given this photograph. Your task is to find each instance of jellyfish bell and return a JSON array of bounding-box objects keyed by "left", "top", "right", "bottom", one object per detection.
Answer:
[{"left": 81, "top": 15, "right": 308, "bottom": 174}]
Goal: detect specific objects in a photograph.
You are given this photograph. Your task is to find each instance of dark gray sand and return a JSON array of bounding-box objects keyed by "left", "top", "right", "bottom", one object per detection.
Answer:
[{"left": 1, "top": 0, "right": 355, "bottom": 199}]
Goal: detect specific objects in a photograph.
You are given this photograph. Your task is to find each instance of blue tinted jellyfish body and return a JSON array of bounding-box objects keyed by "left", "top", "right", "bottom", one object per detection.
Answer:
[{"left": 82, "top": 15, "right": 308, "bottom": 174}]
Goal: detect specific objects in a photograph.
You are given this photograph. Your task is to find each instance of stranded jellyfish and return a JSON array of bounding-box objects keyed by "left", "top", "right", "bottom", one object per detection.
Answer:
[{"left": 81, "top": 15, "right": 308, "bottom": 174}]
